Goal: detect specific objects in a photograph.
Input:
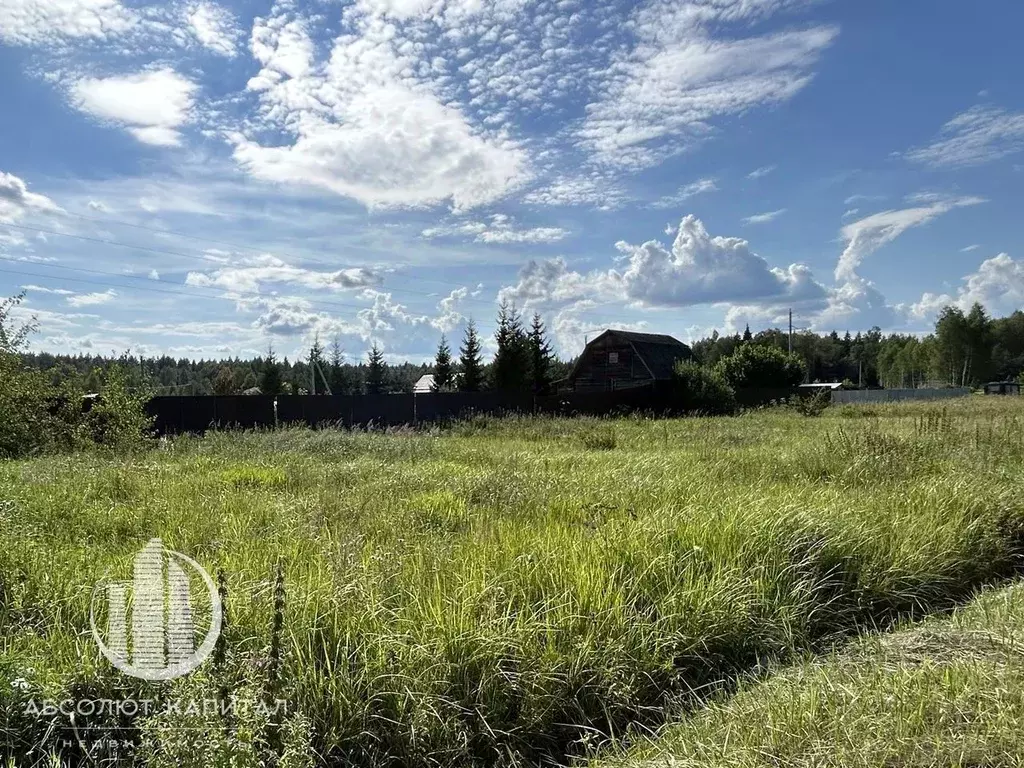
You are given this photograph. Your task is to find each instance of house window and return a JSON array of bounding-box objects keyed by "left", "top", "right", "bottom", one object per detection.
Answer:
[{"left": 608, "top": 352, "right": 619, "bottom": 364}]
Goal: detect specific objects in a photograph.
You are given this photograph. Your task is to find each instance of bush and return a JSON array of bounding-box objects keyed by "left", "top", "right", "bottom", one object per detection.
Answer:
[
  {"left": 717, "top": 343, "right": 806, "bottom": 390},
  {"left": 672, "top": 361, "right": 737, "bottom": 414},
  {"left": 0, "top": 294, "right": 152, "bottom": 458}
]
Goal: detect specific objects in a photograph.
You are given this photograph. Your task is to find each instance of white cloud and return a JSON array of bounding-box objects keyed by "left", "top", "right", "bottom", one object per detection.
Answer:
[
  {"left": 836, "top": 196, "right": 984, "bottom": 282},
  {"left": 612, "top": 215, "right": 824, "bottom": 307},
  {"left": 22, "top": 284, "right": 74, "bottom": 295},
  {"left": 742, "top": 208, "right": 786, "bottom": 225},
  {"left": 71, "top": 69, "right": 197, "bottom": 147},
  {"left": 185, "top": 254, "right": 380, "bottom": 294},
  {"left": 841, "top": 208, "right": 859, "bottom": 220},
  {"left": 844, "top": 193, "right": 885, "bottom": 205},
  {"left": 422, "top": 214, "right": 568, "bottom": 244},
  {"left": 0, "top": 0, "right": 137, "bottom": 46},
  {"left": 522, "top": 175, "right": 629, "bottom": 210},
  {"left": 747, "top": 165, "right": 776, "bottom": 179},
  {"left": 911, "top": 253, "right": 1024, "bottom": 321},
  {"left": 499, "top": 215, "right": 825, "bottom": 311},
  {"left": 67, "top": 289, "right": 117, "bottom": 307},
  {"left": 906, "top": 105, "right": 1024, "bottom": 168},
  {"left": 0, "top": 171, "right": 62, "bottom": 222},
  {"left": 187, "top": 1, "right": 238, "bottom": 57},
  {"left": 86, "top": 199, "right": 109, "bottom": 212},
  {"left": 579, "top": 5, "right": 837, "bottom": 170},
  {"left": 961, "top": 244, "right": 981, "bottom": 253},
  {"left": 230, "top": 9, "right": 528, "bottom": 212},
  {"left": 650, "top": 178, "right": 717, "bottom": 209}
]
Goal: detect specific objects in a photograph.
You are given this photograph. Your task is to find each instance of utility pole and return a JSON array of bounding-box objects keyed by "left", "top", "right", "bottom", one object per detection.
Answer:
[{"left": 788, "top": 309, "right": 793, "bottom": 354}]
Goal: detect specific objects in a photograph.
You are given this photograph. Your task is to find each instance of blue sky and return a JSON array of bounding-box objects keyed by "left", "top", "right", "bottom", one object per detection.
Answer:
[{"left": 1, "top": 0, "right": 1022, "bottom": 363}]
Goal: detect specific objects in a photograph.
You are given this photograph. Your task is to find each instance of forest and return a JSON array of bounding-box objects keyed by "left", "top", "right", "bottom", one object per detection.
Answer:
[{"left": 14, "top": 301, "right": 1024, "bottom": 396}]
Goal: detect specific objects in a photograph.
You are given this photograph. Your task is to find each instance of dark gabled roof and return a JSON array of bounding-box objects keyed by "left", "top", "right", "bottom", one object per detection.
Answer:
[
  {"left": 603, "top": 330, "right": 685, "bottom": 346},
  {"left": 584, "top": 328, "right": 691, "bottom": 381}
]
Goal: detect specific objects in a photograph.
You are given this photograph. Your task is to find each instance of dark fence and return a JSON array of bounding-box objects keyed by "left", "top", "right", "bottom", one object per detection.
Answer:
[{"left": 145, "top": 384, "right": 804, "bottom": 435}]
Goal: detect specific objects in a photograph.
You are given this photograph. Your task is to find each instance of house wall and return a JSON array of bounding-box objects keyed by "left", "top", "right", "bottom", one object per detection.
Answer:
[{"left": 571, "top": 336, "right": 651, "bottom": 392}]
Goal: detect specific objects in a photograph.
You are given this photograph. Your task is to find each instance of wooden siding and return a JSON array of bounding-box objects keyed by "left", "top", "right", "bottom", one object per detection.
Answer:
[{"left": 571, "top": 337, "right": 652, "bottom": 392}]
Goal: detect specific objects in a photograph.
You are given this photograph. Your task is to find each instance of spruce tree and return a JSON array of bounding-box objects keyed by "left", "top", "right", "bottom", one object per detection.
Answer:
[
  {"left": 259, "top": 345, "right": 283, "bottom": 396},
  {"left": 458, "top": 320, "right": 485, "bottom": 392},
  {"left": 328, "top": 338, "right": 348, "bottom": 394},
  {"left": 365, "top": 343, "right": 387, "bottom": 395},
  {"left": 742, "top": 323, "right": 753, "bottom": 343},
  {"left": 432, "top": 334, "right": 454, "bottom": 392},
  {"left": 528, "top": 312, "right": 554, "bottom": 394},
  {"left": 490, "top": 301, "right": 529, "bottom": 391}
]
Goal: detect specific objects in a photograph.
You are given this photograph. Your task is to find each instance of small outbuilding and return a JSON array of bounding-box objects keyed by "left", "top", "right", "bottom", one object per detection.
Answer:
[
  {"left": 560, "top": 329, "right": 692, "bottom": 393},
  {"left": 413, "top": 374, "right": 436, "bottom": 393},
  {"left": 983, "top": 380, "right": 1021, "bottom": 396}
]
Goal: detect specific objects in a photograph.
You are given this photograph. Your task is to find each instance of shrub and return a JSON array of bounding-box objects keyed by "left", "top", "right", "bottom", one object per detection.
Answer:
[
  {"left": 717, "top": 343, "right": 806, "bottom": 390},
  {"left": 791, "top": 389, "right": 831, "bottom": 417},
  {"left": 0, "top": 294, "right": 152, "bottom": 457},
  {"left": 672, "top": 361, "right": 737, "bottom": 414}
]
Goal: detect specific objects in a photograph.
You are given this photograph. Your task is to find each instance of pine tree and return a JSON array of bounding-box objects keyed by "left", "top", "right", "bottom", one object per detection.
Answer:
[
  {"left": 432, "top": 334, "right": 454, "bottom": 392},
  {"left": 365, "top": 343, "right": 387, "bottom": 395},
  {"left": 742, "top": 323, "right": 753, "bottom": 343},
  {"left": 528, "top": 313, "right": 554, "bottom": 394},
  {"left": 458, "top": 320, "right": 485, "bottom": 392},
  {"left": 259, "top": 345, "right": 283, "bottom": 396},
  {"left": 490, "top": 301, "right": 529, "bottom": 391}
]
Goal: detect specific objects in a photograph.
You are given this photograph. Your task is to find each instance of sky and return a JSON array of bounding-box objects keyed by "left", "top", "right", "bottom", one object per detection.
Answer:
[{"left": 1, "top": 0, "right": 1023, "bottom": 364}]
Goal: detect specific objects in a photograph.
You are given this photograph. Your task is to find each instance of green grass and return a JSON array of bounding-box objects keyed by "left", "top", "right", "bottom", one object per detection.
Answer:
[
  {"left": 593, "top": 582, "right": 1024, "bottom": 768},
  {"left": 1, "top": 397, "right": 1024, "bottom": 765}
]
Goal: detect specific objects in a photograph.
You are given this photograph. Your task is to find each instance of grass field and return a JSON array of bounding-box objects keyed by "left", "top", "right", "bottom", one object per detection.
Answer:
[
  {"left": 2, "top": 397, "right": 1024, "bottom": 766},
  {"left": 594, "top": 582, "right": 1024, "bottom": 767}
]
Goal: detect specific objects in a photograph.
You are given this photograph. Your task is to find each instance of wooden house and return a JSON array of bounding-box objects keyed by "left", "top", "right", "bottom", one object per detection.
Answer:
[
  {"left": 559, "top": 330, "right": 692, "bottom": 393},
  {"left": 983, "top": 380, "right": 1021, "bottom": 395}
]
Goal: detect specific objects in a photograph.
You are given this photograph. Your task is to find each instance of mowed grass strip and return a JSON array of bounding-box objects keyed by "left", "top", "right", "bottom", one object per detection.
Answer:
[
  {"left": 592, "top": 582, "right": 1024, "bottom": 768},
  {"left": 1, "top": 398, "right": 1023, "bottom": 765}
]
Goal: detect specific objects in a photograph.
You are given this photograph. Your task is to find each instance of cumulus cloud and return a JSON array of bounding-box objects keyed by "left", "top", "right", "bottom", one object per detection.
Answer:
[
  {"left": 911, "top": 253, "right": 1024, "bottom": 321},
  {"left": 186, "top": 1, "right": 239, "bottom": 56},
  {"left": 906, "top": 105, "right": 1024, "bottom": 168},
  {"left": 650, "top": 178, "right": 717, "bottom": 209},
  {"left": 0, "top": 171, "right": 62, "bottom": 222},
  {"left": 422, "top": 214, "right": 567, "bottom": 244},
  {"left": 71, "top": 69, "right": 197, "bottom": 147},
  {"left": 742, "top": 208, "right": 786, "bottom": 225},
  {"left": 499, "top": 215, "right": 825, "bottom": 312}
]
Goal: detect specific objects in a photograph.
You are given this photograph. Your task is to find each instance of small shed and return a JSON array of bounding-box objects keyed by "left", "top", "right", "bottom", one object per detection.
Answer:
[
  {"left": 561, "top": 329, "right": 691, "bottom": 393},
  {"left": 413, "top": 374, "right": 435, "bottom": 393},
  {"left": 983, "top": 380, "right": 1021, "bottom": 396},
  {"left": 798, "top": 382, "right": 845, "bottom": 392}
]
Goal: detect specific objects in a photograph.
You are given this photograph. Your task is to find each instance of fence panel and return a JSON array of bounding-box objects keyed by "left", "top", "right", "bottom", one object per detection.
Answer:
[{"left": 831, "top": 387, "right": 971, "bottom": 404}]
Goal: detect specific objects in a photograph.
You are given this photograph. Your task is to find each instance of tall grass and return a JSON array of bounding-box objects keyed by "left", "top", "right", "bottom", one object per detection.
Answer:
[{"left": 1, "top": 398, "right": 1023, "bottom": 765}]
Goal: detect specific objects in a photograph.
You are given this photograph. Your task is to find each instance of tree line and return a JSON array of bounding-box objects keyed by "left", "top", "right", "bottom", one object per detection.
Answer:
[
  {"left": 10, "top": 294, "right": 1023, "bottom": 398},
  {"left": 692, "top": 303, "right": 1023, "bottom": 389}
]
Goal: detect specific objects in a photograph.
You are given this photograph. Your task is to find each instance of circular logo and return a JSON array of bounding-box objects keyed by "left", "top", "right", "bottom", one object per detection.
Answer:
[{"left": 89, "top": 539, "right": 222, "bottom": 681}]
